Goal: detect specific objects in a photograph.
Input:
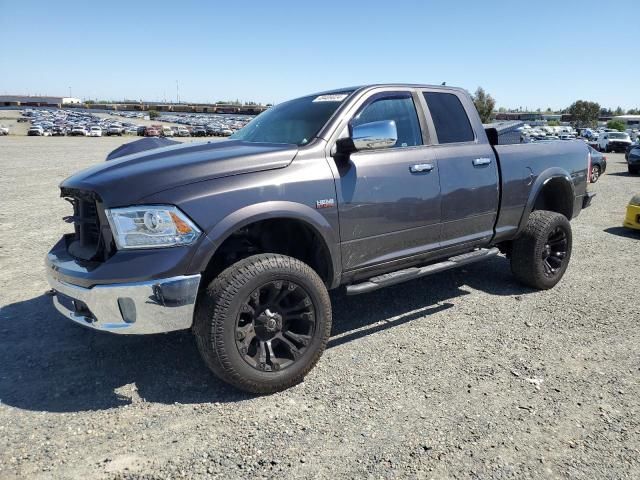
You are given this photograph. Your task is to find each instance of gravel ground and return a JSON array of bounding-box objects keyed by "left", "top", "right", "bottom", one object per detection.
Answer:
[{"left": 0, "top": 137, "right": 639, "bottom": 480}]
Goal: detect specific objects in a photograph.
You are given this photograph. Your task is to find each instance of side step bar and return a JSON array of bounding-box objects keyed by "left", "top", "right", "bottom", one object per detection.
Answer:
[{"left": 345, "top": 247, "right": 500, "bottom": 295}]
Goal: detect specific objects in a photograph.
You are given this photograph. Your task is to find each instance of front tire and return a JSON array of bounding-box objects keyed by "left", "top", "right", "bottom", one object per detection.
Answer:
[
  {"left": 194, "top": 254, "right": 332, "bottom": 394},
  {"left": 511, "top": 210, "right": 572, "bottom": 290}
]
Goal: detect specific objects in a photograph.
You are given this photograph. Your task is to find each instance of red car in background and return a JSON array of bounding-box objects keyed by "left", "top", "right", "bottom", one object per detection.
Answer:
[{"left": 144, "top": 125, "right": 161, "bottom": 137}]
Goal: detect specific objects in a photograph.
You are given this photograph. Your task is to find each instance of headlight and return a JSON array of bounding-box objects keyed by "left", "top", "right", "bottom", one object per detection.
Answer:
[
  {"left": 630, "top": 194, "right": 640, "bottom": 207},
  {"left": 106, "top": 205, "right": 201, "bottom": 249}
]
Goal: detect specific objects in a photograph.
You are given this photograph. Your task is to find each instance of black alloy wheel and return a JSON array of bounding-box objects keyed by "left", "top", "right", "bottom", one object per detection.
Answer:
[
  {"left": 511, "top": 210, "right": 573, "bottom": 290},
  {"left": 541, "top": 226, "right": 568, "bottom": 278},
  {"left": 235, "top": 280, "right": 316, "bottom": 372},
  {"left": 194, "top": 254, "right": 332, "bottom": 394}
]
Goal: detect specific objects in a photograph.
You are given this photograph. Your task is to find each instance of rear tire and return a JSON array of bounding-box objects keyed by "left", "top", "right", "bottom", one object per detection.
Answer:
[
  {"left": 511, "top": 210, "right": 572, "bottom": 290},
  {"left": 194, "top": 254, "right": 332, "bottom": 394},
  {"left": 590, "top": 165, "right": 601, "bottom": 183}
]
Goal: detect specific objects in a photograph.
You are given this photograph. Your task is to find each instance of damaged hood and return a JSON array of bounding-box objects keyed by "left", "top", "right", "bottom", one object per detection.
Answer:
[{"left": 60, "top": 140, "right": 298, "bottom": 206}]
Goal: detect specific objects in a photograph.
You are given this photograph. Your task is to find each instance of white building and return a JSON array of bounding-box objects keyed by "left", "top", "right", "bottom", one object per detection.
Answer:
[{"left": 0, "top": 95, "right": 81, "bottom": 107}]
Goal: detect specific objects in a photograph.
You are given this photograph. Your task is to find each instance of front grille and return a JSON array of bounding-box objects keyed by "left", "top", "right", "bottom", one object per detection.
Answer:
[{"left": 61, "top": 188, "right": 113, "bottom": 262}]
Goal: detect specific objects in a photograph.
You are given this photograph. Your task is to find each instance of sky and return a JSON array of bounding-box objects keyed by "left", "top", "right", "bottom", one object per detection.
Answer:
[{"left": 1, "top": 0, "right": 638, "bottom": 110}]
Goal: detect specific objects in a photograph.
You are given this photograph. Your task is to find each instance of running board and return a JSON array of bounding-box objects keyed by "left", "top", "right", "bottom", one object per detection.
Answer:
[{"left": 345, "top": 248, "right": 500, "bottom": 295}]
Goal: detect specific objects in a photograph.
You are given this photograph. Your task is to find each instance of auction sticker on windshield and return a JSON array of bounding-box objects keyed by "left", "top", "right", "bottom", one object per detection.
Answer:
[{"left": 313, "top": 94, "right": 349, "bottom": 102}]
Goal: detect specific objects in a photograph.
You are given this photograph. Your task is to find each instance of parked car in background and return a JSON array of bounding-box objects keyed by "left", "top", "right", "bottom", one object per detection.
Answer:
[
  {"left": 70, "top": 126, "right": 88, "bottom": 136},
  {"left": 625, "top": 142, "right": 640, "bottom": 161},
  {"left": 0, "top": 125, "right": 9, "bottom": 135},
  {"left": 137, "top": 125, "right": 147, "bottom": 136},
  {"left": 145, "top": 126, "right": 161, "bottom": 137},
  {"left": 52, "top": 126, "right": 67, "bottom": 136},
  {"left": 176, "top": 127, "right": 190, "bottom": 137},
  {"left": 192, "top": 126, "right": 207, "bottom": 137},
  {"left": 161, "top": 126, "right": 174, "bottom": 137},
  {"left": 626, "top": 145, "right": 640, "bottom": 174},
  {"left": 28, "top": 126, "right": 44, "bottom": 136},
  {"left": 587, "top": 146, "right": 607, "bottom": 182},
  {"left": 623, "top": 194, "right": 640, "bottom": 230},
  {"left": 106, "top": 126, "right": 123, "bottom": 136},
  {"left": 88, "top": 126, "right": 103, "bottom": 137},
  {"left": 598, "top": 131, "right": 632, "bottom": 153}
]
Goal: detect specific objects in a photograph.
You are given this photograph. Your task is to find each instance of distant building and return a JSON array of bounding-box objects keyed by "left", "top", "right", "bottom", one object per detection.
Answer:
[
  {"left": 612, "top": 115, "right": 640, "bottom": 128},
  {"left": 495, "top": 112, "right": 543, "bottom": 122},
  {"left": 0, "top": 95, "right": 81, "bottom": 107}
]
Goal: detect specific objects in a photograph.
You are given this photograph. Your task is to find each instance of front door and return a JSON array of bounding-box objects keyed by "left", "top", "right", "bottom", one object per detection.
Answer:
[{"left": 333, "top": 93, "right": 442, "bottom": 271}]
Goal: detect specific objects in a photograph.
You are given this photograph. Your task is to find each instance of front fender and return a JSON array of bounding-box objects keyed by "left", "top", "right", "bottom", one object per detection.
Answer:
[{"left": 187, "top": 201, "right": 342, "bottom": 288}]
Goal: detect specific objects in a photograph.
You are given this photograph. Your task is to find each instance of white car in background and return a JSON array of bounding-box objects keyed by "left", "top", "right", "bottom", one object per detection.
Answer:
[
  {"left": 598, "top": 131, "right": 632, "bottom": 153},
  {"left": 88, "top": 126, "right": 102, "bottom": 137},
  {"left": 70, "top": 126, "right": 88, "bottom": 136},
  {"left": 0, "top": 125, "right": 9, "bottom": 135}
]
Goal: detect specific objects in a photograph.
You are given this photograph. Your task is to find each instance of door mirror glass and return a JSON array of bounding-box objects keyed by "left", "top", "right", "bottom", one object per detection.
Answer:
[{"left": 352, "top": 120, "right": 398, "bottom": 151}]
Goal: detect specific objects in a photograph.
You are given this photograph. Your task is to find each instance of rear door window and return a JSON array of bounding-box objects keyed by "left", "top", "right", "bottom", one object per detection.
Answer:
[{"left": 423, "top": 92, "right": 474, "bottom": 144}]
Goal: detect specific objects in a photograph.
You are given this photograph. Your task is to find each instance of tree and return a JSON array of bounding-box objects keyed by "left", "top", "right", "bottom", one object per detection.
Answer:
[
  {"left": 607, "top": 120, "right": 626, "bottom": 132},
  {"left": 472, "top": 87, "right": 496, "bottom": 123},
  {"left": 614, "top": 106, "right": 624, "bottom": 116},
  {"left": 148, "top": 110, "right": 160, "bottom": 120},
  {"left": 568, "top": 100, "right": 601, "bottom": 128},
  {"left": 627, "top": 108, "right": 639, "bottom": 115}
]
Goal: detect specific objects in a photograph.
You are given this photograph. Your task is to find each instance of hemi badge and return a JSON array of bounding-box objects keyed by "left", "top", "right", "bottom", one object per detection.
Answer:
[{"left": 316, "top": 198, "right": 335, "bottom": 209}]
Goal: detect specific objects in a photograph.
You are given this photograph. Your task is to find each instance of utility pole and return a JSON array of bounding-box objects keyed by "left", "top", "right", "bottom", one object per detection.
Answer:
[
  {"left": 176, "top": 80, "right": 180, "bottom": 104},
  {"left": 69, "top": 86, "right": 72, "bottom": 98}
]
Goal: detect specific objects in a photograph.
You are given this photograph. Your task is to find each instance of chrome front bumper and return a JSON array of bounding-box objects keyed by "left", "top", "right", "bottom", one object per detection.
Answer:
[{"left": 46, "top": 270, "right": 201, "bottom": 334}]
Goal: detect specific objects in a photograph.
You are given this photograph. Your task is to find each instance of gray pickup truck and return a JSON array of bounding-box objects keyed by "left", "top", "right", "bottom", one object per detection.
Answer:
[{"left": 46, "top": 84, "right": 594, "bottom": 393}]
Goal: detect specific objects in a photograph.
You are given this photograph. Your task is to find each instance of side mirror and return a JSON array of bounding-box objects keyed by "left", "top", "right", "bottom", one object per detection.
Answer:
[{"left": 335, "top": 120, "right": 398, "bottom": 155}]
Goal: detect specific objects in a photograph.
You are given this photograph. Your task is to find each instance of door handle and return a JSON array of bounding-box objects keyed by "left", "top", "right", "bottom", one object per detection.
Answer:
[
  {"left": 410, "top": 163, "right": 434, "bottom": 173},
  {"left": 473, "top": 157, "right": 492, "bottom": 167}
]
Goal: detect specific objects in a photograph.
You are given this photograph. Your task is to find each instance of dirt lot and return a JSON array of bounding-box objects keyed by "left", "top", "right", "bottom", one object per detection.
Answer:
[{"left": 0, "top": 136, "right": 639, "bottom": 480}]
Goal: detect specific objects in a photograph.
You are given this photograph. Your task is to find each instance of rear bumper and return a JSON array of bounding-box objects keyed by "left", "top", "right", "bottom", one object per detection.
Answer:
[{"left": 47, "top": 268, "right": 200, "bottom": 334}]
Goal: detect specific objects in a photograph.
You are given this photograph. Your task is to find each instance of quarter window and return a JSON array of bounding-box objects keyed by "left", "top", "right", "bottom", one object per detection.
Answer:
[
  {"left": 423, "top": 92, "right": 474, "bottom": 144},
  {"left": 352, "top": 96, "right": 422, "bottom": 148}
]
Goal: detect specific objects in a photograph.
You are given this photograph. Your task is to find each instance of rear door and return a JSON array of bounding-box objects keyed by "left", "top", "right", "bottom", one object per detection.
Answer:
[{"left": 421, "top": 89, "right": 499, "bottom": 248}]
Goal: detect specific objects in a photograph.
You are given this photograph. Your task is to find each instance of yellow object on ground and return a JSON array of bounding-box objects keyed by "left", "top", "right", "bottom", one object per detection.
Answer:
[{"left": 624, "top": 197, "right": 640, "bottom": 230}]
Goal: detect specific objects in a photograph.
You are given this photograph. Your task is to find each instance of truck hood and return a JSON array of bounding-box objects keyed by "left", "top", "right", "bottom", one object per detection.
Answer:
[{"left": 60, "top": 140, "right": 298, "bottom": 206}]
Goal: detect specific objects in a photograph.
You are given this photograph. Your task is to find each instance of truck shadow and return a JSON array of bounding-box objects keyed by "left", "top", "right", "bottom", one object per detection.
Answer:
[{"left": 0, "top": 256, "right": 532, "bottom": 413}]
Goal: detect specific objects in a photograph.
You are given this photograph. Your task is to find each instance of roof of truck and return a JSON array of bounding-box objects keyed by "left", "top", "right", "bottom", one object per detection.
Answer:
[{"left": 312, "top": 83, "right": 468, "bottom": 96}]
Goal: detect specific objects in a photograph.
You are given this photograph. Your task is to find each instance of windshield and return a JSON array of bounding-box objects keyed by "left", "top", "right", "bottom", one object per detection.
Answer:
[
  {"left": 609, "top": 132, "right": 628, "bottom": 139},
  {"left": 231, "top": 91, "right": 354, "bottom": 145}
]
